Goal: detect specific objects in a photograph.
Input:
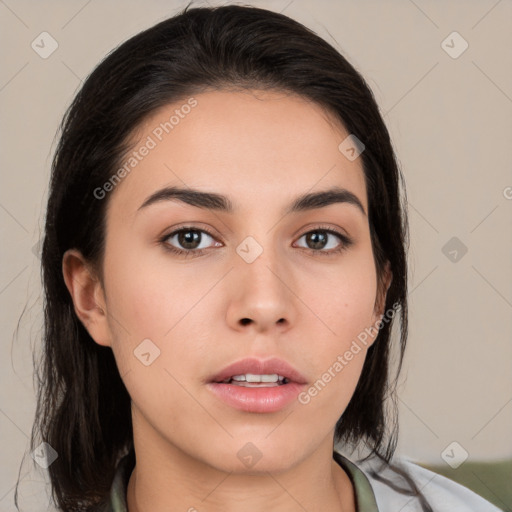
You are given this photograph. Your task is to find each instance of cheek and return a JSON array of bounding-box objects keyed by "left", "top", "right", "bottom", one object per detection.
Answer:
[
  {"left": 294, "top": 247, "right": 378, "bottom": 410},
  {"left": 103, "top": 240, "right": 204, "bottom": 340},
  {"left": 102, "top": 239, "right": 218, "bottom": 386},
  {"left": 297, "top": 348, "right": 366, "bottom": 433},
  {"left": 304, "top": 246, "right": 378, "bottom": 348}
]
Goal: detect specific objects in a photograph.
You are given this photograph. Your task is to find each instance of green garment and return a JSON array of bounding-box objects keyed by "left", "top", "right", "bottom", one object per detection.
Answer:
[{"left": 103, "top": 450, "right": 379, "bottom": 511}]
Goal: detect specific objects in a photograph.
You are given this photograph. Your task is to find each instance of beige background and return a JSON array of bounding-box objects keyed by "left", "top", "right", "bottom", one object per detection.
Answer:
[{"left": 1, "top": 0, "right": 511, "bottom": 509}]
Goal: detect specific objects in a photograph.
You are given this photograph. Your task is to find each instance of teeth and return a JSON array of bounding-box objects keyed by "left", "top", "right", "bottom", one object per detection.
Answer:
[
  {"left": 233, "top": 373, "right": 282, "bottom": 383},
  {"left": 220, "top": 374, "right": 288, "bottom": 385}
]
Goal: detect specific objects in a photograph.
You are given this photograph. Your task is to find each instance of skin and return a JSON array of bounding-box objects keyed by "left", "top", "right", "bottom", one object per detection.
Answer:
[{"left": 63, "top": 89, "right": 392, "bottom": 512}]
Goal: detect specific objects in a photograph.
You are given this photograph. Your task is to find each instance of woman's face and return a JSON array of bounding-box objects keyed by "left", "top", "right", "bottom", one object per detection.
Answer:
[{"left": 74, "top": 89, "right": 390, "bottom": 472}]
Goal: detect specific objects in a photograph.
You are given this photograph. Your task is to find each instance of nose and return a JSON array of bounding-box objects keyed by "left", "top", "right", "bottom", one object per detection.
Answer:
[{"left": 225, "top": 241, "right": 298, "bottom": 334}]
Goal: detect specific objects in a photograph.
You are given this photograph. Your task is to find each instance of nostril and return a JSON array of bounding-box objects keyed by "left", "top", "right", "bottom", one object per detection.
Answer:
[{"left": 240, "top": 318, "right": 252, "bottom": 326}]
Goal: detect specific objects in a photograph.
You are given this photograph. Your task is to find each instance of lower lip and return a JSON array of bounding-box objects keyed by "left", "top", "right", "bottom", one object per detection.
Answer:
[{"left": 207, "top": 382, "right": 306, "bottom": 413}]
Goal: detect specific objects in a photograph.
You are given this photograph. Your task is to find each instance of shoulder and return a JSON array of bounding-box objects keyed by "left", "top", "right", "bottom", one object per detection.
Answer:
[{"left": 353, "top": 454, "right": 502, "bottom": 512}]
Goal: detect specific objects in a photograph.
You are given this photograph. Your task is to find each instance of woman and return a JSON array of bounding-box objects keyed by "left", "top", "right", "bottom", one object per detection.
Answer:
[{"left": 25, "top": 4, "right": 500, "bottom": 511}]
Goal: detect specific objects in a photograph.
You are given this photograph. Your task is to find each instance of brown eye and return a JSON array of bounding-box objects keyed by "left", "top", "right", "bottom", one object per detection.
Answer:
[
  {"left": 162, "top": 227, "right": 220, "bottom": 256},
  {"left": 304, "top": 231, "right": 329, "bottom": 250},
  {"left": 175, "top": 229, "right": 203, "bottom": 250},
  {"left": 295, "top": 227, "right": 353, "bottom": 256}
]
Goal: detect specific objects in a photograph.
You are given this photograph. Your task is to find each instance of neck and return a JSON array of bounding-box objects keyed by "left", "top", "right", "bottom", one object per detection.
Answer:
[{"left": 126, "top": 431, "right": 356, "bottom": 512}]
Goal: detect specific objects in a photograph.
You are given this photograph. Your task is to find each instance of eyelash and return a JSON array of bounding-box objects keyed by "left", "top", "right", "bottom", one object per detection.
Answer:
[{"left": 160, "top": 224, "right": 353, "bottom": 259}]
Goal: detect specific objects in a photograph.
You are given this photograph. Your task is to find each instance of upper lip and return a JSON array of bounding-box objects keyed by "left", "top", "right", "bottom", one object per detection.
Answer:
[{"left": 209, "top": 357, "right": 308, "bottom": 384}]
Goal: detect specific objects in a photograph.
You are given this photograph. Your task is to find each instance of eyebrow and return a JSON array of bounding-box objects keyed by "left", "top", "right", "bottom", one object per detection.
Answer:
[{"left": 137, "top": 185, "right": 366, "bottom": 217}]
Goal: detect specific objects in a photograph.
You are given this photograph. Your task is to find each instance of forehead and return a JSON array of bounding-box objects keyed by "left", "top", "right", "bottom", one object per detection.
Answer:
[{"left": 107, "top": 89, "right": 367, "bottom": 219}]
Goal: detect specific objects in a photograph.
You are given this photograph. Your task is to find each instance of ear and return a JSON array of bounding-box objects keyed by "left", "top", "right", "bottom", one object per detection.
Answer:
[{"left": 62, "top": 249, "right": 112, "bottom": 347}]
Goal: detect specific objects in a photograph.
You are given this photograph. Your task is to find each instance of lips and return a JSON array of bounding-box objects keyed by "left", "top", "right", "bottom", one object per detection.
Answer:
[
  {"left": 209, "top": 357, "right": 308, "bottom": 385},
  {"left": 207, "top": 357, "right": 308, "bottom": 413}
]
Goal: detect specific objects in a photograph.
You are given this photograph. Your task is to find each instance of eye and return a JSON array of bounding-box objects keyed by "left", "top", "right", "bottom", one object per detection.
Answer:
[
  {"left": 160, "top": 225, "right": 353, "bottom": 258},
  {"left": 161, "top": 226, "right": 221, "bottom": 257},
  {"left": 294, "top": 226, "right": 353, "bottom": 256}
]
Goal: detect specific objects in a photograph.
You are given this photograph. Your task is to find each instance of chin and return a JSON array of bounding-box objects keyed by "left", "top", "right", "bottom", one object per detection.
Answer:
[{"left": 202, "top": 441, "right": 304, "bottom": 475}]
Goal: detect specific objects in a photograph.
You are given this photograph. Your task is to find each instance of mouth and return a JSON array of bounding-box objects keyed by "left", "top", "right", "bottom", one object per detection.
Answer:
[
  {"left": 206, "top": 357, "right": 308, "bottom": 413},
  {"left": 209, "top": 356, "right": 308, "bottom": 386}
]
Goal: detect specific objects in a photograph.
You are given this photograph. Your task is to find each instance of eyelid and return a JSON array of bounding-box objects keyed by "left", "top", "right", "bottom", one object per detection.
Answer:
[
  {"left": 160, "top": 223, "right": 221, "bottom": 242},
  {"left": 294, "top": 222, "right": 350, "bottom": 240}
]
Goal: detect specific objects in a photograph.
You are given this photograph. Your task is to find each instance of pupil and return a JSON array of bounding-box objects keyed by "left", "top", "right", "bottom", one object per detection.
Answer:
[{"left": 308, "top": 231, "right": 327, "bottom": 250}]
